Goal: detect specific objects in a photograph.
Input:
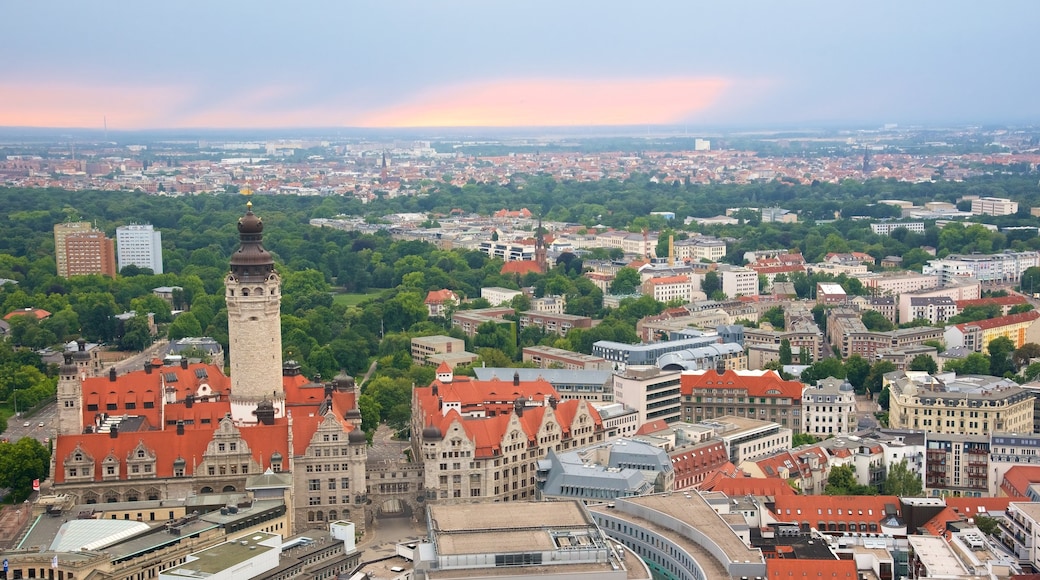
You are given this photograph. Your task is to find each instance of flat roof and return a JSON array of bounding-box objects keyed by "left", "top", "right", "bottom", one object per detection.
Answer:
[
  {"left": 164, "top": 532, "right": 279, "bottom": 576},
  {"left": 906, "top": 536, "right": 968, "bottom": 576}
]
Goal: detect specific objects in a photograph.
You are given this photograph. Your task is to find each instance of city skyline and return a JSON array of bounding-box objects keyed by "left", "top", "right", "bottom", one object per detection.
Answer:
[{"left": 3, "top": 1, "right": 1038, "bottom": 130}]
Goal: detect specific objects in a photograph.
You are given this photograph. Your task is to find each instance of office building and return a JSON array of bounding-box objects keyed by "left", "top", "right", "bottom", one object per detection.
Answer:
[{"left": 116, "top": 223, "right": 163, "bottom": 274}]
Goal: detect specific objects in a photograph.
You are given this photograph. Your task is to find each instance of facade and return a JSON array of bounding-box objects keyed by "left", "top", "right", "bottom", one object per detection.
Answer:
[
  {"left": 423, "top": 289, "right": 459, "bottom": 318},
  {"left": 473, "top": 367, "right": 614, "bottom": 403},
  {"left": 49, "top": 203, "right": 372, "bottom": 538},
  {"left": 870, "top": 221, "right": 926, "bottom": 235},
  {"left": 906, "top": 296, "right": 958, "bottom": 325},
  {"left": 225, "top": 202, "right": 285, "bottom": 423},
  {"left": 479, "top": 286, "right": 522, "bottom": 306},
  {"left": 413, "top": 501, "right": 644, "bottom": 580},
  {"left": 536, "top": 439, "right": 674, "bottom": 500},
  {"left": 924, "top": 432, "right": 990, "bottom": 497},
  {"left": 897, "top": 279, "right": 982, "bottom": 323},
  {"left": 680, "top": 368, "right": 804, "bottom": 431},
  {"left": 802, "top": 377, "right": 857, "bottom": 436},
  {"left": 642, "top": 274, "right": 694, "bottom": 303},
  {"left": 53, "top": 220, "right": 92, "bottom": 278},
  {"left": 612, "top": 365, "right": 683, "bottom": 425},
  {"left": 816, "top": 282, "right": 847, "bottom": 305},
  {"left": 971, "top": 196, "right": 1019, "bottom": 216},
  {"left": 656, "top": 342, "right": 746, "bottom": 372},
  {"left": 717, "top": 264, "right": 758, "bottom": 298},
  {"left": 412, "top": 365, "right": 605, "bottom": 504},
  {"left": 65, "top": 230, "right": 117, "bottom": 278},
  {"left": 521, "top": 345, "right": 609, "bottom": 370},
  {"left": 989, "top": 433, "right": 1040, "bottom": 497},
  {"left": 855, "top": 271, "right": 940, "bottom": 297},
  {"left": 886, "top": 371, "right": 1034, "bottom": 437},
  {"left": 744, "top": 320, "right": 826, "bottom": 364},
  {"left": 592, "top": 334, "right": 720, "bottom": 367},
  {"left": 116, "top": 223, "right": 164, "bottom": 274},
  {"left": 518, "top": 310, "right": 592, "bottom": 336},
  {"left": 827, "top": 308, "right": 944, "bottom": 360},
  {"left": 411, "top": 335, "right": 473, "bottom": 367},
  {"left": 944, "top": 310, "right": 1040, "bottom": 353},
  {"left": 924, "top": 251, "right": 1040, "bottom": 286},
  {"left": 450, "top": 306, "right": 513, "bottom": 337},
  {"left": 672, "top": 235, "right": 726, "bottom": 262}
]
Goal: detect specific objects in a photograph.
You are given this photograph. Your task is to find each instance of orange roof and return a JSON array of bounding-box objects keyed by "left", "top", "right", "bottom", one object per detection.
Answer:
[
  {"left": 1001, "top": 465, "right": 1040, "bottom": 498},
  {"left": 706, "top": 476, "right": 796, "bottom": 497},
  {"left": 425, "top": 289, "right": 458, "bottom": 305},
  {"left": 767, "top": 559, "right": 855, "bottom": 577},
  {"left": 500, "top": 260, "right": 542, "bottom": 275},
  {"left": 635, "top": 419, "right": 671, "bottom": 436},
  {"left": 680, "top": 369, "right": 803, "bottom": 399},
  {"left": 3, "top": 307, "right": 51, "bottom": 320},
  {"left": 773, "top": 495, "right": 901, "bottom": 526},
  {"left": 954, "top": 310, "right": 1039, "bottom": 332},
  {"left": 956, "top": 296, "right": 1027, "bottom": 308},
  {"left": 646, "top": 275, "right": 690, "bottom": 285},
  {"left": 920, "top": 496, "right": 1019, "bottom": 537}
]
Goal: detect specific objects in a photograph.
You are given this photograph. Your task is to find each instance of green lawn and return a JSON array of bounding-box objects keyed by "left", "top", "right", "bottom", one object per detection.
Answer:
[{"left": 332, "top": 290, "right": 384, "bottom": 307}]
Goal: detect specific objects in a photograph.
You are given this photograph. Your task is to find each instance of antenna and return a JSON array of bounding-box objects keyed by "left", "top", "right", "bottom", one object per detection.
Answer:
[{"left": 104, "top": 115, "right": 107, "bottom": 140}]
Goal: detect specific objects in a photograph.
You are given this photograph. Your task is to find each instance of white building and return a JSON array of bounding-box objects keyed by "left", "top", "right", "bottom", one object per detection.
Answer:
[
  {"left": 115, "top": 223, "right": 163, "bottom": 274},
  {"left": 971, "top": 196, "right": 1019, "bottom": 216},
  {"left": 611, "top": 366, "right": 682, "bottom": 426},
  {"left": 802, "top": 377, "right": 857, "bottom": 436},
  {"left": 924, "top": 251, "right": 1040, "bottom": 286},
  {"left": 480, "top": 286, "right": 523, "bottom": 306},
  {"left": 870, "top": 221, "right": 926, "bottom": 235},
  {"left": 717, "top": 265, "right": 758, "bottom": 298}
]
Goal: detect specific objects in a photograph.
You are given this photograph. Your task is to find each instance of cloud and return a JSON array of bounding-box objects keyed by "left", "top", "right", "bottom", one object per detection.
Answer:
[
  {"left": 355, "top": 77, "right": 734, "bottom": 127},
  {"left": 0, "top": 83, "right": 191, "bottom": 129}
]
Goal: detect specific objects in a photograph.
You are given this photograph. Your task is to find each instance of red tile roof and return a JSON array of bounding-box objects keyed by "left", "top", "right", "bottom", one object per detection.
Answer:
[
  {"left": 772, "top": 495, "right": 901, "bottom": 528},
  {"left": 706, "top": 476, "right": 797, "bottom": 497},
  {"left": 500, "top": 260, "right": 542, "bottom": 275},
  {"left": 425, "top": 289, "right": 458, "bottom": 305},
  {"left": 680, "top": 369, "right": 803, "bottom": 399},
  {"left": 955, "top": 296, "right": 1028, "bottom": 309},
  {"left": 3, "top": 307, "right": 51, "bottom": 320},
  {"left": 1001, "top": 465, "right": 1040, "bottom": 498},
  {"left": 767, "top": 559, "right": 856, "bottom": 577},
  {"left": 954, "top": 310, "right": 1040, "bottom": 332},
  {"left": 920, "top": 497, "right": 1019, "bottom": 537}
]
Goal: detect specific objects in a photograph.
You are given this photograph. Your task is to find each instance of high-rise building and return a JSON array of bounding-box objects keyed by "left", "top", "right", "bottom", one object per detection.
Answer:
[
  {"left": 225, "top": 202, "right": 285, "bottom": 423},
  {"left": 116, "top": 223, "right": 163, "bottom": 274},
  {"left": 65, "top": 230, "right": 117, "bottom": 278},
  {"left": 53, "top": 221, "right": 92, "bottom": 277}
]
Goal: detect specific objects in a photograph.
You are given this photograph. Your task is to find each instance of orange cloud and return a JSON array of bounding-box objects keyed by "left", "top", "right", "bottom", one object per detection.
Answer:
[
  {"left": 355, "top": 77, "right": 733, "bottom": 127},
  {"left": 0, "top": 83, "right": 191, "bottom": 129}
]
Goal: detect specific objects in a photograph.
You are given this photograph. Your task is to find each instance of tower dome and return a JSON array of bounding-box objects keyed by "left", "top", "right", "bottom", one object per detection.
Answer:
[
  {"left": 422, "top": 425, "right": 443, "bottom": 441},
  {"left": 348, "top": 428, "right": 367, "bottom": 444},
  {"left": 229, "top": 201, "right": 274, "bottom": 279}
]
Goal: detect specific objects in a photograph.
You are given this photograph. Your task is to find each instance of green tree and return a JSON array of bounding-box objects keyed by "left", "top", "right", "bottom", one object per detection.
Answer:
[
  {"left": 792, "top": 432, "right": 818, "bottom": 447},
  {"left": 944, "top": 352, "right": 991, "bottom": 375},
  {"left": 864, "top": 360, "right": 897, "bottom": 394},
  {"left": 988, "top": 336, "right": 1015, "bottom": 377},
  {"left": 0, "top": 437, "right": 50, "bottom": 502},
  {"left": 779, "top": 339, "right": 793, "bottom": 366},
  {"left": 882, "top": 459, "right": 923, "bottom": 497},
  {"left": 861, "top": 310, "right": 894, "bottom": 332},
  {"left": 118, "top": 313, "right": 153, "bottom": 351},
  {"left": 701, "top": 271, "right": 721, "bottom": 297},
  {"left": 800, "top": 357, "right": 846, "bottom": 384},
  {"left": 824, "top": 464, "right": 876, "bottom": 496},
  {"left": 844, "top": 355, "right": 871, "bottom": 393},
  {"left": 761, "top": 306, "right": 785, "bottom": 330},
  {"left": 167, "top": 312, "right": 203, "bottom": 340},
  {"left": 610, "top": 267, "right": 641, "bottom": 295},
  {"left": 357, "top": 393, "right": 382, "bottom": 434},
  {"left": 907, "top": 354, "right": 938, "bottom": 374},
  {"left": 1013, "top": 343, "right": 1040, "bottom": 371},
  {"left": 877, "top": 386, "right": 891, "bottom": 411}
]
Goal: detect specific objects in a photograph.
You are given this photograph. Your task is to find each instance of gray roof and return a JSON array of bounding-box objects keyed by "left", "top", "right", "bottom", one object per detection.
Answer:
[{"left": 474, "top": 367, "right": 611, "bottom": 385}]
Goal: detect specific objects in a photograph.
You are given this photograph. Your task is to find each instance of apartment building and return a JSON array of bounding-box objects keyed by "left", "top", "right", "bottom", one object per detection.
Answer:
[
  {"left": 924, "top": 433, "right": 990, "bottom": 497},
  {"left": 717, "top": 264, "right": 758, "bottom": 298},
  {"left": 849, "top": 295, "right": 898, "bottom": 324},
  {"left": 870, "top": 221, "right": 926, "bottom": 235},
  {"left": 66, "top": 230, "right": 117, "bottom": 278},
  {"left": 53, "top": 221, "right": 93, "bottom": 278},
  {"left": 423, "top": 289, "right": 459, "bottom": 318},
  {"left": 451, "top": 307, "right": 513, "bottom": 337},
  {"left": 744, "top": 320, "right": 826, "bottom": 363},
  {"left": 854, "top": 271, "right": 940, "bottom": 297},
  {"left": 672, "top": 235, "right": 726, "bottom": 262},
  {"left": 924, "top": 251, "right": 1040, "bottom": 286},
  {"left": 989, "top": 433, "right": 1040, "bottom": 497},
  {"left": 611, "top": 366, "right": 683, "bottom": 425},
  {"left": 944, "top": 310, "right": 1040, "bottom": 353},
  {"left": 115, "top": 223, "right": 164, "bottom": 274},
  {"left": 411, "top": 335, "right": 475, "bottom": 367},
  {"left": 802, "top": 377, "right": 857, "bottom": 436},
  {"left": 906, "top": 296, "right": 958, "bottom": 325},
  {"left": 531, "top": 294, "right": 566, "bottom": 314},
  {"left": 519, "top": 310, "right": 592, "bottom": 337},
  {"left": 971, "top": 196, "right": 1019, "bottom": 216},
  {"left": 480, "top": 286, "right": 522, "bottom": 306},
  {"left": 887, "top": 371, "right": 1034, "bottom": 437},
  {"left": 827, "top": 308, "right": 943, "bottom": 359},
  {"left": 521, "top": 345, "right": 609, "bottom": 371},
  {"left": 897, "top": 279, "right": 982, "bottom": 323},
  {"left": 642, "top": 275, "right": 694, "bottom": 303},
  {"left": 680, "top": 368, "right": 803, "bottom": 431}
]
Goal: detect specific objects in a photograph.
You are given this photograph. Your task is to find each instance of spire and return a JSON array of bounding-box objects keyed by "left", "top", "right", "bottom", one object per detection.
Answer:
[{"left": 229, "top": 201, "right": 274, "bottom": 281}]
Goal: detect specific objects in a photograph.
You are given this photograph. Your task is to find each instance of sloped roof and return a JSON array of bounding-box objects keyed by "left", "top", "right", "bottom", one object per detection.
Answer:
[
  {"left": 680, "top": 369, "right": 803, "bottom": 399},
  {"left": 954, "top": 310, "right": 1040, "bottom": 332},
  {"left": 3, "top": 307, "right": 51, "bottom": 320},
  {"left": 500, "top": 260, "right": 542, "bottom": 275},
  {"left": 425, "top": 289, "right": 458, "bottom": 305},
  {"left": 766, "top": 558, "right": 855, "bottom": 577}
]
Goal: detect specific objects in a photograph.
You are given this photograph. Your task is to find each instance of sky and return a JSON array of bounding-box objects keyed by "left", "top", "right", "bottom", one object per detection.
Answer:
[{"left": 1, "top": 1, "right": 1037, "bottom": 131}]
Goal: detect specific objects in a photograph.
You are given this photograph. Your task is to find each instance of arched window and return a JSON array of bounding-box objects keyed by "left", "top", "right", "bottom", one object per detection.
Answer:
[
  {"left": 200, "top": 486, "right": 214, "bottom": 494},
  {"left": 242, "top": 288, "right": 250, "bottom": 297},
  {"left": 223, "top": 485, "right": 236, "bottom": 493}
]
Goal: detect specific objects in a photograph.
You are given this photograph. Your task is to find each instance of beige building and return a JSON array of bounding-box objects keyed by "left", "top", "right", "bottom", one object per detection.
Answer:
[
  {"left": 522, "top": 345, "right": 609, "bottom": 370},
  {"left": 802, "top": 377, "right": 857, "bottom": 436},
  {"left": 887, "top": 371, "right": 1034, "bottom": 436},
  {"left": 53, "top": 220, "right": 93, "bottom": 278},
  {"left": 411, "top": 335, "right": 475, "bottom": 367}
]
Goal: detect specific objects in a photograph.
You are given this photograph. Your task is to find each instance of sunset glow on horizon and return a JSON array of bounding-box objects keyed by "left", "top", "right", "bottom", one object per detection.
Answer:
[{"left": 0, "top": 77, "right": 736, "bottom": 130}]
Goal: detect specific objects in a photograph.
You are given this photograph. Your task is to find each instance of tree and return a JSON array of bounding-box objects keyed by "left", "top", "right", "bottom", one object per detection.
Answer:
[
  {"left": 861, "top": 310, "right": 894, "bottom": 332},
  {"left": 844, "top": 355, "right": 871, "bottom": 393},
  {"left": 792, "top": 432, "right": 818, "bottom": 447},
  {"left": 988, "top": 336, "right": 1015, "bottom": 377},
  {"left": 800, "top": 357, "right": 845, "bottom": 384},
  {"left": 877, "top": 386, "right": 891, "bottom": 411},
  {"left": 864, "top": 360, "right": 897, "bottom": 394},
  {"left": 882, "top": 459, "right": 923, "bottom": 497},
  {"left": 944, "top": 352, "right": 991, "bottom": 375},
  {"left": 701, "top": 271, "right": 721, "bottom": 297},
  {"left": 0, "top": 437, "right": 50, "bottom": 502},
  {"left": 1013, "top": 343, "right": 1040, "bottom": 371},
  {"left": 974, "top": 514, "right": 1001, "bottom": 536},
  {"left": 907, "top": 354, "right": 938, "bottom": 374},
  {"left": 824, "top": 464, "right": 876, "bottom": 496},
  {"left": 610, "top": 267, "right": 641, "bottom": 295},
  {"left": 119, "top": 313, "right": 153, "bottom": 351},
  {"left": 167, "top": 312, "right": 203, "bottom": 341},
  {"left": 761, "top": 306, "right": 785, "bottom": 330},
  {"left": 357, "top": 393, "right": 382, "bottom": 435},
  {"left": 779, "top": 339, "right": 793, "bottom": 366}
]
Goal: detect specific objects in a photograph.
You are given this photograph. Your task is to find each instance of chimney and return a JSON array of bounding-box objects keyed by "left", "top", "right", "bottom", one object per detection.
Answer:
[
  {"left": 109, "top": 367, "right": 117, "bottom": 382},
  {"left": 110, "top": 424, "right": 119, "bottom": 438},
  {"left": 185, "top": 394, "right": 194, "bottom": 408},
  {"left": 180, "top": 358, "right": 188, "bottom": 370},
  {"left": 144, "top": 362, "right": 153, "bottom": 374},
  {"left": 176, "top": 420, "right": 185, "bottom": 435}
]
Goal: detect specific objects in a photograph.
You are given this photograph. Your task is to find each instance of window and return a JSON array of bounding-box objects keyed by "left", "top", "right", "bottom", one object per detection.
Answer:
[{"left": 309, "top": 479, "right": 320, "bottom": 491}]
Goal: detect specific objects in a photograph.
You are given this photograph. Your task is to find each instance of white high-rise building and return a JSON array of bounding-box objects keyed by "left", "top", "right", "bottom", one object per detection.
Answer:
[{"left": 116, "top": 223, "right": 163, "bottom": 274}]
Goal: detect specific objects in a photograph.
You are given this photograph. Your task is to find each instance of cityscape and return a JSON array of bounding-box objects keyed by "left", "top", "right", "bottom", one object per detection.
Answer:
[{"left": 4, "top": 2, "right": 1040, "bottom": 580}]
